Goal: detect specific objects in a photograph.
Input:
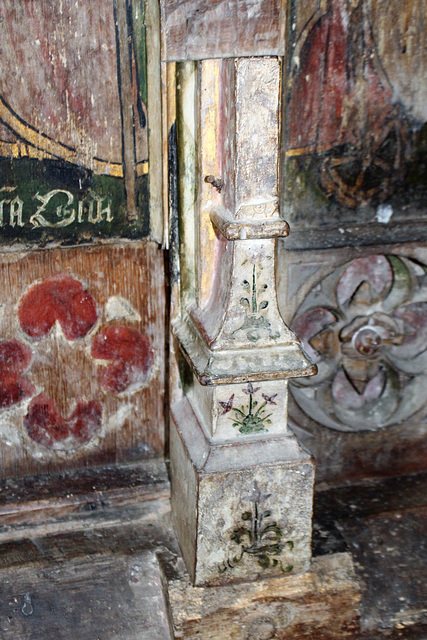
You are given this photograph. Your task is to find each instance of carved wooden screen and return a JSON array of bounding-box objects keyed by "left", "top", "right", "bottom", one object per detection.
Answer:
[
  {"left": 0, "top": 0, "right": 165, "bottom": 479},
  {"left": 278, "top": 0, "right": 427, "bottom": 484}
]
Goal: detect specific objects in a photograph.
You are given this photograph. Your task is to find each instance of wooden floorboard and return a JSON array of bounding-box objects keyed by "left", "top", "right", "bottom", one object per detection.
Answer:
[
  {"left": 314, "top": 473, "right": 427, "bottom": 637},
  {"left": 0, "top": 550, "right": 173, "bottom": 639},
  {"left": 0, "top": 466, "right": 425, "bottom": 638}
]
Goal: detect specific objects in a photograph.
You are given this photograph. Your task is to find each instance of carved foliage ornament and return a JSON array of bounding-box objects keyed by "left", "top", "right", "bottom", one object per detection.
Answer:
[{"left": 290, "top": 255, "right": 427, "bottom": 431}]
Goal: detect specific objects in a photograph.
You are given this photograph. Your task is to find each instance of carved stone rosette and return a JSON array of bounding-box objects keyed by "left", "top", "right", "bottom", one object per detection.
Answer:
[{"left": 171, "top": 57, "right": 316, "bottom": 585}]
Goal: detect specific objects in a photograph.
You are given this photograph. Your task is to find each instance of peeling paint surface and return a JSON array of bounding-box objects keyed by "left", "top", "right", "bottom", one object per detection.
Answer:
[{"left": 0, "top": 0, "right": 154, "bottom": 244}]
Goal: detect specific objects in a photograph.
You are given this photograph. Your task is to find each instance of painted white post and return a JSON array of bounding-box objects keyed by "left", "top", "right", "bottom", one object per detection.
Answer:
[{"left": 171, "top": 57, "right": 317, "bottom": 585}]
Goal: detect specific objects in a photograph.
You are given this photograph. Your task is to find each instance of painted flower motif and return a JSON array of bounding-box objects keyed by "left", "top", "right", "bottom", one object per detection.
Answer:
[
  {"left": 229, "top": 383, "right": 272, "bottom": 434},
  {"left": 219, "top": 394, "right": 234, "bottom": 415},
  {"left": 291, "top": 255, "right": 427, "bottom": 431},
  {"left": 262, "top": 393, "right": 278, "bottom": 405},
  {"left": 243, "top": 382, "right": 260, "bottom": 396},
  {"left": 5, "top": 274, "right": 155, "bottom": 453},
  {"left": 15, "top": 274, "right": 102, "bottom": 450}
]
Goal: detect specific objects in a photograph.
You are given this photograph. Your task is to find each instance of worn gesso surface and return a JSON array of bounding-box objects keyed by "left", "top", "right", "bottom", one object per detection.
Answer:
[
  {"left": 170, "top": 397, "right": 315, "bottom": 586},
  {"left": 174, "top": 57, "right": 314, "bottom": 383},
  {"left": 0, "top": 243, "right": 165, "bottom": 479}
]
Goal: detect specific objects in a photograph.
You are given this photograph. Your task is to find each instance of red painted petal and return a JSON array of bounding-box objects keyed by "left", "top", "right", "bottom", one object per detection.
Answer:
[
  {"left": 97, "top": 361, "right": 130, "bottom": 394},
  {"left": 18, "top": 275, "right": 98, "bottom": 341},
  {"left": 24, "top": 394, "right": 67, "bottom": 447},
  {"left": 0, "top": 340, "right": 35, "bottom": 408},
  {"left": 67, "top": 401, "right": 103, "bottom": 444},
  {"left": 0, "top": 340, "right": 33, "bottom": 373},
  {"left": 0, "top": 376, "right": 36, "bottom": 409},
  {"left": 18, "top": 287, "right": 55, "bottom": 339},
  {"left": 91, "top": 326, "right": 154, "bottom": 393},
  {"left": 24, "top": 394, "right": 102, "bottom": 449}
]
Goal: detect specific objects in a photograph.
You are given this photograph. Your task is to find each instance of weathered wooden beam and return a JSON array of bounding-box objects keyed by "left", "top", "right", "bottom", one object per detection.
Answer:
[
  {"left": 160, "top": 0, "right": 286, "bottom": 62},
  {"left": 169, "top": 552, "right": 361, "bottom": 639},
  {"left": 0, "top": 548, "right": 173, "bottom": 639},
  {"left": 0, "top": 459, "right": 169, "bottom": 539}
]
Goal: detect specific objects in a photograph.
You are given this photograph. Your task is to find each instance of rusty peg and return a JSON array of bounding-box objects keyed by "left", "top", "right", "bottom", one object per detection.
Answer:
[{"left": 204, "top": 175, "right": 224, "bottom": 193}]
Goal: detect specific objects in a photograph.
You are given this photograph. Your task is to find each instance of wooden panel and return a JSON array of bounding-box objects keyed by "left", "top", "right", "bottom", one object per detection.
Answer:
[
  {"left": 315, "top": 474, "right": 427, "bottom": 633},
  {"left": 160, "top": 0, "right": 286, "bottom": 61},
  {"left": 281, "top": 0, "right": 427, "bottom": 250},
  {"left": 277, "top": 243, "right": 427, "bottom": 485},
  {"left": 0, "top": 0, "right": 161, "bottom": 244},
  {"left": 0, "top": 243, "right": 165, "bottom": 479}
]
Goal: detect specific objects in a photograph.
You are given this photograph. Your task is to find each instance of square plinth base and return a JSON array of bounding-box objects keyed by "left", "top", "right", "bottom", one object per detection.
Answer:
[{"left": 170, "top": 397, "right": 315, "bottom": 586}]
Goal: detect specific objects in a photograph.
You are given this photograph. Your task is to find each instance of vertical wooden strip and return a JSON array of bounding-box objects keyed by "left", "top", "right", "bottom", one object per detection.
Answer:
[
  {"left": 145, "top": 0, "right": 164, "bottom": 243},
  {"left": 162, "top": 61, "right": 170, "bottom": 249},
  {"left": 165, "top": 62, "right": 183, "bottom": 408},
  {"left": 161, "top": 62, "right": 176, "bottom": 249},
  {"left": 197, "top": 59, "right": 222, "bottom": 308},
  {"left": 176, "top": 61, "right": 197, "bottom": 308},
  {"left": 166, "top": 62, "right": 178, "bottom": 272},
  {"left": 114, "top": 0, "right": 138, "bottom": 222},
  {"left": 219, "top": 59, "right": 236, "bottom": 216}
]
